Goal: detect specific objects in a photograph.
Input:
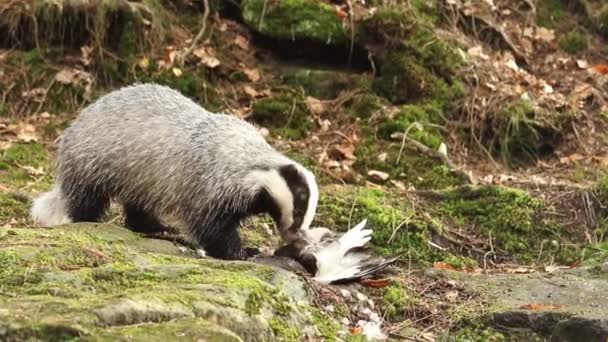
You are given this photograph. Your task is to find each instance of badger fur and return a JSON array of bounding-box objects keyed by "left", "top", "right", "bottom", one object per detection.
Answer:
[{"left": 30, "top": 83, "right": 319, "bottom": 260}]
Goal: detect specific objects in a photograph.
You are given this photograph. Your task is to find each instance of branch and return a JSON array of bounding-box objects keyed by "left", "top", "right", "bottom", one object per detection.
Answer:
[{"left": 176, "top": 0, "right": 211, "bottom": 67}]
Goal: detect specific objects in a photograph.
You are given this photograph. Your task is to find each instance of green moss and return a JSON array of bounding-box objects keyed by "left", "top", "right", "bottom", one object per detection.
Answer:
[
  {"left": 598, "top": 5, "right": 608, "bottom": 39},
  {"left": 559, "top": 31, "right": 587, "bottom": 55},
  {"left": 315, "top": 186, "right": 444, "bottom": 261},
  {"left": 494, "top": 99, "right": 560, "bottom": 166},
  {"left": 436, "top": 185, "right": 558, "bottom": 262},
  {"left": 443, "top": 255, "right": 478, "bottom": 269},
  {"left": 358, "top": 7, "right": 464, "bottom": 105},
  {"left": 0, "top": 142, "right": 53, "bottom": 190},
  {"left": 132, "top": 69, "right": 222, "bottom": 112},
  {"left": 241, "top": 0, "right": 348, "bottom": 45},
  {"left": 309, "top": 307, "right": 341, "bottom": 339},
  {"left": 353, "top": 136, "right": 466, "bottom": 190},
  {"left": 269, "top": 317, "right": 301, "bottom": 341},
  {"left": 251, "top": 94, "right": 313, "bottom": 139},
  {"left": 536, "top": 0, "right": 567, "bottom": 29},
  {"left": 383, "top": 282, "right": 418, "bottom": 320},
  {"left": 281, "top": 68, "right": 370, "bottom": 100},
  {"left": 347, "top": 94, "right": 388, "bottom": 119},
  {"left": 448, "top": 322, "right": 507, "bottom": 341},
  {"left": 0, "top": 193, "right": 29, "bottom": 224},
  {"left": 377, "top": 103, "right": 444, "bottom": 149}
]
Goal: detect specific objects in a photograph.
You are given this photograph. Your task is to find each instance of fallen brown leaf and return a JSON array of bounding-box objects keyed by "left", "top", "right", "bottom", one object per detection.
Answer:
[
  {"left": 305, "top": 96, "right": 326, "bottom": 116},
  {"left": 349, "top": 326, "right": 362, "bottom": 335},
  {"left": 193, "top": 47, "right": 221, "bottom": 69},
  {"left": 243, "top": 68, "right": 260, "bottom": 82},
  {"left": 234, "top": 34, "right": 250, "bottom": 50},
  {"left": 360, "top": 278, "right": 390, "bottom": 288},
  {"left": 592, "top": 64, "right": 608, "bottom": 75},
  {"left": 519, "top": 303, "right": 560, "bottom": 311},
  {"left": 433, "top": 262, "right": 459, "bottom": 271}
]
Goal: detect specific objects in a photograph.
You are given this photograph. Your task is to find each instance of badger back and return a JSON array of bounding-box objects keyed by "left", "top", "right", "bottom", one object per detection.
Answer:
[{"left": 56, "top": 83, "right": 318, "bottom": 236}]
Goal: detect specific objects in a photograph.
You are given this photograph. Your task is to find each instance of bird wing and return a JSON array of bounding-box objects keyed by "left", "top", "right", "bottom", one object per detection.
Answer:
[{"left": 313, "top": 219, "right": 376, "bottom": 283}]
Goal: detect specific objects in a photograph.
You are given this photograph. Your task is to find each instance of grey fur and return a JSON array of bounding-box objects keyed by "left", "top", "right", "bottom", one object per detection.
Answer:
[{"left": 35, "top": 83, "right": 318, "bottom": 260}]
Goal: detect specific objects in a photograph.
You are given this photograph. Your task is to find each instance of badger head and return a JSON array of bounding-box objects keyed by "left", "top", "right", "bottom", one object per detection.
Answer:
[{"left": 250, "top": 162, "right": 319, "bottom": 244}]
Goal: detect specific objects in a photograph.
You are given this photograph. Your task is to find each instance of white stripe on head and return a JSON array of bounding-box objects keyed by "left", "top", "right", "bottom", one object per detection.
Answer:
[
  {"left": 297, "top": 165, "right": 319, "bottom": 231},
  {"left": 248, "top": 168, "right": 294, "bottom": 230}
]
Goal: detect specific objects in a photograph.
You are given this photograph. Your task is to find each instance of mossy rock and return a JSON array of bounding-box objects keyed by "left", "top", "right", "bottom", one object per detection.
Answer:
[
  {"left": 373, "top": 50, "right": 464, "bottom": 105},
  {"left": 241, "top": 0, "right": 348, "bottom": 45},
  {"left": 0, "top": 223, "right": 339, "bottom": 340},
  {"left": 251, "top": 94, "right": 313, "bottom": 139},
  {"left": 357, "top": 7, "right": 465, "bottom": 105}
]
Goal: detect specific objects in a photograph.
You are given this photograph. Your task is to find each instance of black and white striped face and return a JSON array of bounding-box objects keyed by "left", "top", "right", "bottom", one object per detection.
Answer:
[{"left": 251, "top": 163, "right": 319, "bottom": 242}]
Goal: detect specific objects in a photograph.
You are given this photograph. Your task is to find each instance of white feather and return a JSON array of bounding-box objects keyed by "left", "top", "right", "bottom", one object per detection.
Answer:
[{"left": 313, "top": 219, "right": 373, "bottom": 284}]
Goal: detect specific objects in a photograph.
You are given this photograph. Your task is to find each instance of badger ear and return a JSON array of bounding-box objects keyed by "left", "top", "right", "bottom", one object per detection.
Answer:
[{"left": 278, "top": 164, "right": 301, "bottom": 183}]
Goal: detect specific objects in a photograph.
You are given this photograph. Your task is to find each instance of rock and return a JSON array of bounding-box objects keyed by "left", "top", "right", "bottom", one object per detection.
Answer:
[
  {"left": 241, "top": 0, "right": 348, "bottom": 45},
  {"left": 0, "top": 223, "right": 337, "bottom": 341},
  {"left": 448, "top": 268, "right": 608, "bottom": 341}
]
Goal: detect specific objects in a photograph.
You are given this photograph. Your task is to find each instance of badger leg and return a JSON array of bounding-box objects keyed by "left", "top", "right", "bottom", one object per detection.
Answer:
[
  {"left": 123, "top": 204, "right": 168, "bottom": 234},
  {"left": 202, "top": 226, "right": 248, "bottom": 260},
  {"left": 62, "top": 184, "right": 110, "bottom": 222}
]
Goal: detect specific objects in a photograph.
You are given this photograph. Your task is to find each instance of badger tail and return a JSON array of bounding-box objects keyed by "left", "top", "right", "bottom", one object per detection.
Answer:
[{"left": 30, "top": 183, "right": 72, "bottom": 226}]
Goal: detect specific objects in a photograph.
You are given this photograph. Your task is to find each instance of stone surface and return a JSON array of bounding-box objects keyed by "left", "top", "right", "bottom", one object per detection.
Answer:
[
  {"left": 0, "top": 223, "right": 333, "bottom": 341},
  {"left": 447, "top": 268, "right": 608, "bottom": 341}
]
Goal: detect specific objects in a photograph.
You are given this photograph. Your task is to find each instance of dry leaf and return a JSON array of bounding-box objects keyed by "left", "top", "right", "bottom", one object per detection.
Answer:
[
  {"left": 21, "top": 165, "right": 45, "bottom": 176},
  {"left": 79, "top": 45, "right": 94, "bottom": 66},
  {"left": 243, "top": 68, "right": 260, "bottom": 82},
  {"left": 164, "top": 46, "right": 177, "bottom": 65},
  {"left": 368, "top": 170, "right": 389, "bottom": 183},
  {"left": 519, "top": 303, "right": 560, "bottom": 311},
  {"left": 305, "top": 96, "right": 326, "bottom": 116},
  {"left": 592, "top": 64, "right": 608, "bottom": 75},
  {"left": 445, "top": 290, "right": 459, "bottom": 302},
  {"left": 349, "top": 326, "right": 363, "bottom": 335},
  {"left": 535, "top": 27, "right": 555, "bottom": 42},
  {"left": 433, "top": 262, "right": 459, "bottom": 271},
  {"left": 329, "top": 144, "right": 356, "bottom": 161},
  {"left": 559, "top": 153, "right": 584, "bottom": 165},
  {"left": 193, "top": 47, "right": 221, "bottom": 69},
  {"left": 468, "top": 46, "right": 490, "bottom": 60},
  {"left": 576, "top": 59, "right": 588, "bottom": 69},
  {"left": 55, "top": 69, "right": 80, "bottom": 85},
  {"left": 360, "top": 278, "right": 390, "bottom": 288},
  {"left": 21, "top": 88, "right": 46, "bottom": 102},
  {"left": 505, "top": 266, "right": 535, "bottom": 274},
  {"left": 243, "top": 85, "right": 259, "bottom": 98},
  {"left": 234, "top": 34, "right": 250, "bottom": 50}
]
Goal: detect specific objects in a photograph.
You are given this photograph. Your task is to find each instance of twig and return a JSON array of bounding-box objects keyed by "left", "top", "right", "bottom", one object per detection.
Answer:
[
  {"left": 345, "top": 0, "right": 355, "bottom": 66},
  {"left": 176, "top": 0, "right": 211, "bottom": 67}
]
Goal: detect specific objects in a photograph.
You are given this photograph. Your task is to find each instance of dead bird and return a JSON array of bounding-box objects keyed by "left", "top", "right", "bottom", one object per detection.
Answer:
[{"left": 274, "top": 219, "right": 401, "bottom": 284}]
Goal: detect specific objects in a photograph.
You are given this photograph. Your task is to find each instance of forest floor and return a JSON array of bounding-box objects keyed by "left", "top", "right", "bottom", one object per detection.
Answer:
[{"left": 1, "top": 0, "right": 608, "bottom": 340}]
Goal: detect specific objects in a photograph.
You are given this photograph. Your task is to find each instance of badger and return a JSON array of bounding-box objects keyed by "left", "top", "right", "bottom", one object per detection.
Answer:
[{"left": 30, "top": 83, "right": 319, "bottom": 260}]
